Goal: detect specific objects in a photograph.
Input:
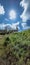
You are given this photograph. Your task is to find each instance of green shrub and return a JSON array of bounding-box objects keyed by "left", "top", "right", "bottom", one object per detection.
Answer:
[
  {"left": 3, "top": 37, "right": 11, "bottom": 47},
  {"left": 5, "top": 37, "right": 10, "bottom": 41},
  {"left": 4, "top": 41, "right": 8, "bottom": 47}
]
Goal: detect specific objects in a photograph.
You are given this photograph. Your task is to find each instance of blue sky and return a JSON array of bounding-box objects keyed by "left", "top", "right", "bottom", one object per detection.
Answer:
[{"left": 0, "top": 0, "right": 30, "bottom": 31}]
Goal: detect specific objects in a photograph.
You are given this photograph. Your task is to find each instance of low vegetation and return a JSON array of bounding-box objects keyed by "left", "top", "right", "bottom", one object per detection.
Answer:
[{"left": 0, "top": 29, "right": 30, "bottom": 65}]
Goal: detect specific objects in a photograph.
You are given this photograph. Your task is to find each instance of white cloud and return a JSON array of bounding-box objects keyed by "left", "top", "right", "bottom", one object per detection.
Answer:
[
  {"left": 9, "top": 10, "right": 16, "bottom": 20},
  {"left": 21, "top": 22, "right": 30, "bottom": 29},
  {"left": 0, "top": 24, "right": 5, "bottom": 29},
  {"left": 0, "top": 22, "right": 20, "bottom": 30},
  {"left": 0, "top": 4, "right": 5, "bottom": 15},
  {"left": 20, "top": 0, "right": 30, "bottom": 22},
  {"left": 10, "top": 22, "right": 20, "bottom": 30},
  {"left": 21, "top": 22, "right": 27, "bottom": 28}
]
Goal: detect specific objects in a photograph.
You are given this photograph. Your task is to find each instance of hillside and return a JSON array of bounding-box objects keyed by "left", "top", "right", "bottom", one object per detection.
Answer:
[{"left": 0, "top": 29, "right": 30, "bottom": 65}]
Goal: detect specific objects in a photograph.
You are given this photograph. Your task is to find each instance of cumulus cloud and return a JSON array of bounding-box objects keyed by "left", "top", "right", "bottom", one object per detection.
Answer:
[
  {"left": 0, "top": 22, "right": 20, "bottom": 30},
  {"left": 20, "top": 0, "right": 30, "bottom": 22},
  {"left": 21, "top": 22, "right": 30, "bottom": 29},
  {"left": 10, "top": 22, "right": 20, "bottom": 30},
  {"left": 0, "top": 4, "right": 5, "bottom": 15},
  {"left": 9, "top": 10, "right": 16, "bottom": 20}
]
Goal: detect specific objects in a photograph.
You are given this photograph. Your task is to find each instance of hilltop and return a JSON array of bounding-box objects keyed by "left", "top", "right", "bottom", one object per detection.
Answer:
[{"left": 0, "top": 29, "right": 30, "bottom": 65}]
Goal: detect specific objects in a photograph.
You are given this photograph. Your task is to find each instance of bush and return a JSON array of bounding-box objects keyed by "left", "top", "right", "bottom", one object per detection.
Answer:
[
  {"left": 5, "top": 37, "right": 10, "bottom": 41},
  {"left": 4, "top": 41, "right": 7, "bottom": 47},
  {"left": 3, "top": 37, "right": 11, "bottom": 47}
]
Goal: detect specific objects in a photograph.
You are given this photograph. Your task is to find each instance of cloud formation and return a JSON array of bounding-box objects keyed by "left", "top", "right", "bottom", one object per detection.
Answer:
[
  {"left": 20, "top": 0, "right": 30, "bottom": 22},
  {"left": 21, "top": 22, "right": 30, "bottom": 30},
  {"left": 0, "top": 4, "right": 5, "bottom": 15},
  {"left": 0, "top": 22, "right": 20, "bottom": 30},
  {"left": 10, "top": 22, "right": 20, "bottom": 30},
  {"left": 9, "top": 10, "right": 16, "bottom": 20}
]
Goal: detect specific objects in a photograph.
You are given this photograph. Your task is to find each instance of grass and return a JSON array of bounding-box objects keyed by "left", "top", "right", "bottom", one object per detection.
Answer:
[{"left": 0, "top": 29, "right": 30, "bottom": 65}]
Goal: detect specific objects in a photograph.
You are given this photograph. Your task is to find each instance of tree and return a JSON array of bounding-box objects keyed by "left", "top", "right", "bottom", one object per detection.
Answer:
[{"left": 16, "top": 26, "right": 18, "bottom": 31}]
